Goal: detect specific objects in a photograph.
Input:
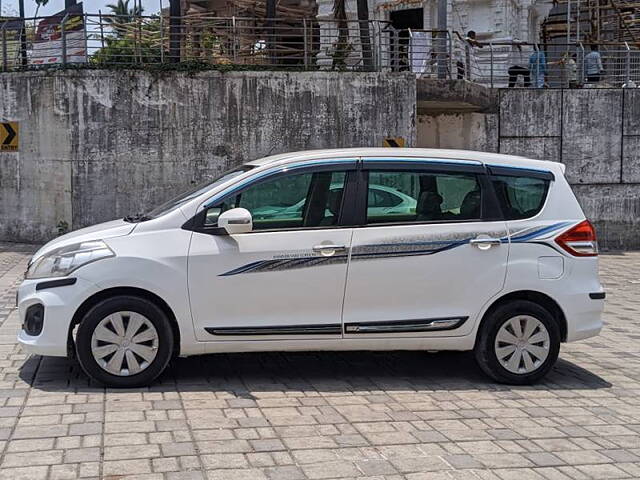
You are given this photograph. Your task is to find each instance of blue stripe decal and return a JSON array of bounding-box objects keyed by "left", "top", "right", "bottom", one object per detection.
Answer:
[
  {"left": 218, "top": 223, "right": 572, "bottom": 276},
  {"left": 509, "top": 222, "right": 572, "bottom": 243}
]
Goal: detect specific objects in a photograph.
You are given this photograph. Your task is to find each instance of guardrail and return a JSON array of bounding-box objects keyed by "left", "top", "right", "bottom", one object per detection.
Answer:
[{"left": 1, "top": 13, "right": 639, "bottom": 88}]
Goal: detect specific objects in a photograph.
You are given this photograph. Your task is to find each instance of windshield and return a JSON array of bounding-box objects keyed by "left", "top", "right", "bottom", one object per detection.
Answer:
[{"left": 141, "top": 166, "right": 253, "bottom": 220}]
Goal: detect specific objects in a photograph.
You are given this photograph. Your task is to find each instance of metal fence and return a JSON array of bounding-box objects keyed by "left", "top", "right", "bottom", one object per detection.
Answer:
[{"left": 2, "top": 13, "right": 640, "bottom": 88}]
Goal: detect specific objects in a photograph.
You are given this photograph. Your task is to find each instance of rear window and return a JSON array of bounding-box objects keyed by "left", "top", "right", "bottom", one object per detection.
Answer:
[{"left": 492, "top": 175, "right": 550, "bottom": 220}]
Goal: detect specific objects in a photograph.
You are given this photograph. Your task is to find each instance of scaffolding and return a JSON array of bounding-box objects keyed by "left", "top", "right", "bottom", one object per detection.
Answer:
[{"left": 542, "top": 0, "right": 640, "bottom": 46}]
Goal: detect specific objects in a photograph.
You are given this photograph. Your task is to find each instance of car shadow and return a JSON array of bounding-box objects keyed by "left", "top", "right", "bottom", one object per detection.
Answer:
[{"left": 19, "top": 350, "right": 612, "bottom": 393}]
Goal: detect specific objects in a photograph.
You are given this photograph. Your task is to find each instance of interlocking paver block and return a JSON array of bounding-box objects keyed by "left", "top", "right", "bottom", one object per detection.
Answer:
[{"left": 0, "top": 245, "right": 639, "bottom": 478}]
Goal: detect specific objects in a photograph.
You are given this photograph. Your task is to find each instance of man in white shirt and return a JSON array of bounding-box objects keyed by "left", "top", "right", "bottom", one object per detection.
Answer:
[{"left": 585, "top": 45, "right": 604, "bottom": 83}]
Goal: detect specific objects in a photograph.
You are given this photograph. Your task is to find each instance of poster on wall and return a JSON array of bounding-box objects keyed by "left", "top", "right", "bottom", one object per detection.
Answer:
[
  {"left": 31, "top": 2, "right": 86, "bottom": 65},
  {"left": 0, "top": 18, "right": 23, "bottom": 68}
]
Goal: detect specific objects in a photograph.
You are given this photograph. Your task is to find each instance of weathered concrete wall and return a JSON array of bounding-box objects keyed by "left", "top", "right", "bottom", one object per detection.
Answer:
[
  {"left": 499, "top": 89, "right": 640, "bottom": 249},
  {"left": 416, "top": 113, "right": 499, "bottom": 152},
  {"left": 0, "top": 70, "right": 416, "bottom": 243},
  {"left": 2, "top": 72, "right": 638, "bottom": 249},
  {"left": 417, "top": 88, "right": 640, "bottom": 249}
]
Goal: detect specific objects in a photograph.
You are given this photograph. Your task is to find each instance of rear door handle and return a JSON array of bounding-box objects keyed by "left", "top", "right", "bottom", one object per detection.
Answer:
[{"left": 470, "top": 237, "right": 502, "bottom": 249}]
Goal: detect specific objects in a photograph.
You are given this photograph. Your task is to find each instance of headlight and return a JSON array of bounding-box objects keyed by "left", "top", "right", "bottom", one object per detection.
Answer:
[{"left": 26, "top": 240, "right": 115, "bottom": 279}]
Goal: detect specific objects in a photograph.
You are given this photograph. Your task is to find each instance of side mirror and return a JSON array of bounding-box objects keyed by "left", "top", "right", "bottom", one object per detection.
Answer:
[{"left": 217, "top": 208, "right": 253, "bottom": 234}]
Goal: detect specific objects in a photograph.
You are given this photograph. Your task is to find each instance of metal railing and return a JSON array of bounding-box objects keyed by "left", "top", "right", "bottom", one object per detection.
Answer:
[{"left": 1, "top": 13, "right": 640, "bottom": 88}]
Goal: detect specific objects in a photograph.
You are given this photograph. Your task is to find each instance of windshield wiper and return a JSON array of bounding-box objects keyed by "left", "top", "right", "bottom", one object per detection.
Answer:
[{"left": 123, "top": 212, "right": 151, "bottom": 223}]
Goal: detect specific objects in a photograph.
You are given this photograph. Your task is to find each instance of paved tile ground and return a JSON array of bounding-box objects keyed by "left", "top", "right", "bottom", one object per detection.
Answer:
[{"left": 0, "top": 242, "right": 639, "bottom": 480}]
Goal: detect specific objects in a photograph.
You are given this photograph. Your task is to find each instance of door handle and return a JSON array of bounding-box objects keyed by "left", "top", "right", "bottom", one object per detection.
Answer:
[
  {"left": 312, "top": 244, "right": 347, "bottom": 252},
  {"left": 470, "top": 237, "right": 502, "bottom": 250}
]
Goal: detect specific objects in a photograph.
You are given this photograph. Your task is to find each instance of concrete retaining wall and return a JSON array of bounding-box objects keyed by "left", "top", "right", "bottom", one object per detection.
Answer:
[
  {"left": 499, "top": 88, "right": 640, "bottom": 250},
  {"left": 1, "top": 70, "right": 638, "bottom": 249},
  {"left": 0, "top": 70, "right": 416, "bottom": 243}
]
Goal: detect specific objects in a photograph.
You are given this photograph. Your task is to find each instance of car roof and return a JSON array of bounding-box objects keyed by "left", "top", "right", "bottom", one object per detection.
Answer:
[{"left": 245, "top": 148, "right": 564, "bottom": 174}]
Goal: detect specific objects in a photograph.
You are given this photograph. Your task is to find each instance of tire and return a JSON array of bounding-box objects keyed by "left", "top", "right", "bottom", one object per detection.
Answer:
[
  {"left": 474, "top": 300, "right": 560, "bottom": 385},
  {"left": 75, "top": 295, "right": 174, "bottom": 388}
]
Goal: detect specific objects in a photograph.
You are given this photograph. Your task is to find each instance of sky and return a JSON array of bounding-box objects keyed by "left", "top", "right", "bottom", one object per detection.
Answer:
[{"left": 1, "top": 0, "right": 164, "bottom": 17}]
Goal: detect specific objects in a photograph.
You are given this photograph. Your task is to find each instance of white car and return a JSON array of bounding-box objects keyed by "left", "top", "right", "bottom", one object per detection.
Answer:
[{"left": 17, "top": 148, "right": 604, "bottom": 387}]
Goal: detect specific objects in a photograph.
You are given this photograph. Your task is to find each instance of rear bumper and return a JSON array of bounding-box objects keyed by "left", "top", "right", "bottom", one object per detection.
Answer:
[{"left": 564, "top": 290, "right": 605, "bottom": 342}]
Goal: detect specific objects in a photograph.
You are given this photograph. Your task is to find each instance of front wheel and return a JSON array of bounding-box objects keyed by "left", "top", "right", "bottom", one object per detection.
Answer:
[
  {"left": 75, "top": 295, "right": 174, "bottom": 387},
  {"left": 474, "top": 300, "right": 560, "bottom": 385}
]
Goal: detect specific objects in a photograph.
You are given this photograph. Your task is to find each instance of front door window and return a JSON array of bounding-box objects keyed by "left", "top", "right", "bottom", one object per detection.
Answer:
[{"left": 206, "top": 171, "right": 347, "bottom": 230}]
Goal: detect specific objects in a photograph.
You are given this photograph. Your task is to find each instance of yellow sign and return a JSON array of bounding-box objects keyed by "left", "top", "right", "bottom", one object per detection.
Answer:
[
  {"left": 383, "top": 137, "right": 405, "bottom": 148},
  {"left": 1, "top": 122, "right": 18, "bottom": 151}
]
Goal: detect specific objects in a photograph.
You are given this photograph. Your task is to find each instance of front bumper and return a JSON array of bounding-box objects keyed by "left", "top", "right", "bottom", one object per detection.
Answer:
[{"left": 17, "top": 276, "right": 100, "bottom": 357}]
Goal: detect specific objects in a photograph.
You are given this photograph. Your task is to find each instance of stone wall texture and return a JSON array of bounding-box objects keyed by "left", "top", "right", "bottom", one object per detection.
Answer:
[
  {"left": 1, "top": 71, "right": 638, "bottom": 249},
  {"left": 499, "top": 88, "right": 640, "bottom": 250},
  {"left": 0, "top": 70, "right": 416, "bottom": 243},
  {"left": 418, "top": 88, "right": 640, "bottom": 249}
]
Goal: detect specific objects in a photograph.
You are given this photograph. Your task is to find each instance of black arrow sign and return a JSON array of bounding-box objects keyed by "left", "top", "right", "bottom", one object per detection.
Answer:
[{"left": 2, "top": 123, "right": 16, "bottom": 146}]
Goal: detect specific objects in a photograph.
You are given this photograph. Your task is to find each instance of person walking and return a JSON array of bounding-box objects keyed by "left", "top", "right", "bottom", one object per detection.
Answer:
[
  {"left": 507, "top": 40, "right": 530, "bottom": 87},
  {"left": 529, "top": 48, "right": 547, "bottom": 88},
  {"left": 585, "top": 44, "right": 604, "bottom": 83}
]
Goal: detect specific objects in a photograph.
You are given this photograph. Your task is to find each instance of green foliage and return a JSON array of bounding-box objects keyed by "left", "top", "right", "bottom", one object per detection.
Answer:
[
  {"left": 92, "top": 17, "right": 161, "bottom": 65},
  {"left": 91, "top": 37, "right": 162, "bottom": 65}
]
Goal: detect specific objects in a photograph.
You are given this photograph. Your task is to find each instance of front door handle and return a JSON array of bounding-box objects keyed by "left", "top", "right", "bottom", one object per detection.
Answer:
[
  {"left": 312, "top": 244, "right": 347, "bottom": 257},
  {"left": 312, "top": 244, "right": 347, "bottom": 252}
]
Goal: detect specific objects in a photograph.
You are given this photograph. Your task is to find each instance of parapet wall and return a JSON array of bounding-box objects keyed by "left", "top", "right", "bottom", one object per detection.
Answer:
[{"left": 0, "top": 70, "right": 416, "bottom": 242}]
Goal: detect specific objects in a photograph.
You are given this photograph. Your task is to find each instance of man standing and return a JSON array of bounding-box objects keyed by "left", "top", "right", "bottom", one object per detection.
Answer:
[
  {"left": 585, "top": 45, "right": 604, "bottom": 83},
  {"left": 507, "top": 40, "right": 530, "bottom": 87},
  {"left": 529, "top": 48, "right": 547, "bottom": 88}
]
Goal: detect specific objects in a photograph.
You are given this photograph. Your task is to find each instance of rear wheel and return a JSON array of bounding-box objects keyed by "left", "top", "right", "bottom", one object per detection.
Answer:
[
  {"left": 474, "top": 300, "right": 560, "bottom": 385},
  {"left": 75, "top": 295, "right": 174, "bottom": 387}
]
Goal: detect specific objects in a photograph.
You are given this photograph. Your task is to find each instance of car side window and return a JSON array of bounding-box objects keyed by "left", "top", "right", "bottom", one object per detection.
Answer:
[
  {"left": 491, "top": 175, "right": 550, "bottom": 220},
  {"left": 205, "top": 170, "right": 347, "bottom": 230},
  {"left": 366, "top": 170, "right": 482, "bottom": 225}
]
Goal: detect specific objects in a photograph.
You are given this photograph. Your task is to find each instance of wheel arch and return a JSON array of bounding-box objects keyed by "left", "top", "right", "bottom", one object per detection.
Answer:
[
  {"left": 68, "top": 286, "right": 181, "bottom": 358},
  {"left": 475, "top": 290, "right": 568, "bottom": 345}
]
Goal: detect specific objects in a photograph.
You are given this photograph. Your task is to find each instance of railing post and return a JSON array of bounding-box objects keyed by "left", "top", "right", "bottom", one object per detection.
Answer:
[
  {"left": 232, "top": 16, "right": 237, "bottom": 63},
  {"left": 625, "top": 41, "right": 631, "bottom": 85},
  {"left": 303, "top": 17, "right": 308, "bottom": 70},
  {"left": 83, "top": 14, "right": 88, "bottom": 64},
  {"left": 465, "top": 40, "right": 471, "bottom": 80},
  {"left": 448, "top": 32, "right": 453, "bottom": 79},
  {"left": 1, "top": 23, "right": 8, "bottom": 72},
  {"left": 61, "top": 13, "right": 70, "bottom": 66},
  {"left": 578, "top": 42, "right": 585, "bottom": 85},
  {"left": 159, "top": 12, "right": 164, "bottom": 63},
  {"left": 98, "top": 11, "right": 105, "bottom": 50},
  {"left": 489, "top": 42, "right": 494, "bottom": 88}
]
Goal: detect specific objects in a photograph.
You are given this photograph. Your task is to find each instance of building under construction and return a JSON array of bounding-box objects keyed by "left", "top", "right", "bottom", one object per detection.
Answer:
[{"left": 542, "top": 0, "right": 640, "bottom": 46}]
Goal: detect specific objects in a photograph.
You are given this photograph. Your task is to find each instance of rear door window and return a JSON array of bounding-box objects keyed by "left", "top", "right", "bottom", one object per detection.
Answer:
[
  {"left": 491, "top": 175, "right": 550, "bottom": 220},
  {"left": 365, "top": 170, "right": 482, "bottom": 225}
]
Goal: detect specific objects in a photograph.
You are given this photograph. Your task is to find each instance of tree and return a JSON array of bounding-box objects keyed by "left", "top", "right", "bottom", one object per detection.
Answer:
[
  {"left": 105, "top": 0, "right": 143, "bottom": 36},
  {"left": 332, "top": 0, "right": 350, "bottom": 69},
  {"left": 356, "top": 0, "right": 373, "bottom": 69}
]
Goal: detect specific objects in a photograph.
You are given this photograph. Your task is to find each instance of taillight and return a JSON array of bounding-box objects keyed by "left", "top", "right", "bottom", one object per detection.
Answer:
[{"left": 555, "top": 220, "right": 598, "bottom": 257}]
